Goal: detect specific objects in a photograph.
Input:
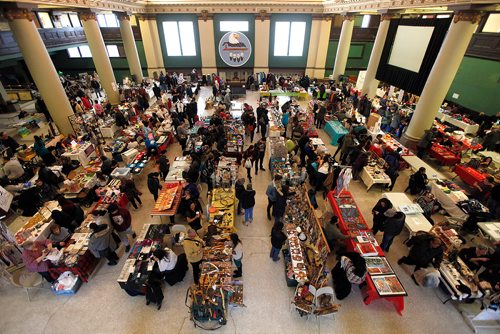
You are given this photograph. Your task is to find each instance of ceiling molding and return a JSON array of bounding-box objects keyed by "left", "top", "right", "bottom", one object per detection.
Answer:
[{"left": 5, "top": 0, "right": 500, "bottom": 14}]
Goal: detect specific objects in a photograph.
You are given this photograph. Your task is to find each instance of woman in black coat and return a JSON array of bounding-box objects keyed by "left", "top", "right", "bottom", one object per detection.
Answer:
[
  {"left": 241, "top": 184, "right": 256, "bottom": 225},
  {"left": 371, "top": 198, "right": 393, "bottom": 235},
  {"left": 270, "top": 222, "right": 287, "bottom": 261},
  {"left": 273, "top": 185, "right": 294, "bottom": 224},
  {"left": 147, "top": 172, "right": 162, "bottom": 201}
]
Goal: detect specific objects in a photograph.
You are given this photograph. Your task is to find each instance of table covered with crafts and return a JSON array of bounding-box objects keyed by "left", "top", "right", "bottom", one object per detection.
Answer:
[
  {"left": 381, "top": 134, "right": 413, "bottom": 156},
  {"left": 327, "top": 190, "right": 407, "bottom": 315},
  {"left": 165, "top": 156, "right": 192, "bottom": 182},
  {"left": 433, "top": 120, "right": 482, "bottom": 151},
  {"left": 324, "top": 120, "right": 348, "bottom": 145},
  {"left": 150, "top": 182, "right": 184, "bottom": 223},
  {"left": 428, "top": 143, "right": 461, "bottom": 166},
  {"left": 117, "top": 224, "right": 170, "bottom": 295},
  {"left": 208, "top": 188, "right": 236, "bottom": 231},
  {"left": 360, "top": 165, "right": 391, "bottom": 191},
  {"left": 430, "top": 180, "right": 469, "bottom": 220},
  {"left": 453, "top": 164, "right": 487, "bottom": 186}
]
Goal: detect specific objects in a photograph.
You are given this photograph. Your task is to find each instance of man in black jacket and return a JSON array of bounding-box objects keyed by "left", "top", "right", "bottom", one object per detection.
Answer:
[
  {"left": 398, "top": 233, "right": 444, "bottom": 272},
  {"left": 380, "top": 208, "right": 405, "bottom": 252},
  {"left": 270, "top": 222, "right": 287, "bottom": 261}
]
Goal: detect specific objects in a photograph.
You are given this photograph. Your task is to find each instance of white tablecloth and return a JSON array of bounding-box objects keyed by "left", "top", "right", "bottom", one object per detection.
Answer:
[
  {"left": 382, "top": 192, "right": 433, "bottom": 233},
  {"left": 477, "top": 222, "right": 500, "bottom": 242},
  {"left": 402, "top": 155, "right": 445, "bottom": 180},
  {"left": 360, "top": 166, "right": 391, "bottom": 191},
  {"left": 430, "top": 181, "right": 468, "bottom": 220},
  {"left": 437, "top": 110, "right": 480, "bottom": 135}
]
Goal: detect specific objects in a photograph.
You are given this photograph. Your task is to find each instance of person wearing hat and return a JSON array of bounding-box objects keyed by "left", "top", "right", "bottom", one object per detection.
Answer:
[
  {"left": 458, "top": 244, "right": 491, "bottom": 272},
  {"left": 380, "top": 208, "right": 406, "bottom": 252},
  {"left": 182, "top": 229, "right": 205, "bottom": 284},
  {"left": 88, "top": 222, "right": 119, "bottom": 266}
]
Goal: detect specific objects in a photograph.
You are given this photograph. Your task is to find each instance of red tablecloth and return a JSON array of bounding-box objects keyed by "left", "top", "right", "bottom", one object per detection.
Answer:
[
  {"left": 327, "top": 190, "right": 404, "bottom": 314},
  {"left": 453, "top": 164, "right": 486, "bottom": 186},
  {"left": 433, "top": 121, "right": 482, "bottom": 151},
  {"left": 49, "top": 250, "right": 98, "bottom": 283},
  {"left": 428, "top": 143, "right": 461, "bottom": 166}
]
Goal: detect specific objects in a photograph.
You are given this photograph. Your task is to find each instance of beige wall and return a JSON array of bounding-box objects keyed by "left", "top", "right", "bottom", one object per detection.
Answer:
[
  {"left": 254, "top": 18, "right": 270, "bottom": 73},
  {"left": 198, "top": 19, "right": 217, "bottom": 75}
]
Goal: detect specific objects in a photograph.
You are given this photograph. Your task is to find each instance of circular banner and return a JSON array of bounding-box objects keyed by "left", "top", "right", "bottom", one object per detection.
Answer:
[{"left": 218, "top": 31, "right": 252, "bottom": 67}]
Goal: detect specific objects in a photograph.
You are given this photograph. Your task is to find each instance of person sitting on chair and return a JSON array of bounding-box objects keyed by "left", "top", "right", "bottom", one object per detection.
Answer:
[{"left": 152, "top": 248, "right": 188, "bottom": 286}]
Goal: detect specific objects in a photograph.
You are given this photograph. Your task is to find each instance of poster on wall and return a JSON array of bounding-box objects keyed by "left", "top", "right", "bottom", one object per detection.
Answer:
[{"left": 218, "top": 31, "right": 252, "bottom": 67}]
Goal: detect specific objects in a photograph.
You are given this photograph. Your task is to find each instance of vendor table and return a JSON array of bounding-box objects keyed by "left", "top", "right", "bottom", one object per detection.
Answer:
[
  {"left": 439, "top": 258, "right": 483, "bottom": 301},
  {"left": 433, "top": 120, "right": 482, "bottom": 151},
  {"left": 327, "top": 191, "right": 406, "bottom": 314},
  {"left": 209, "top": 188, "right": 236, "bottom": 230},
  {"left": 478, "top": 150, "right": 500, "bottom": 168},
  {"left": 382, "top": 193, "right": 433, "bottom": 234},
  {"left": 117, "top": 224, "right": 170, "bottom": 295},
  {"left": 360, "top": 166, "right": 391, "bottom": 191},
  {"left": 428, "top": 143, "right": 461, "bottom": 166},
  {"left": 165, "top": 157, "right": 191, "bottom": 182},
  {"left": 430, "top": 181, "right": 469, "bottom": 220},
  {"left": 477, "top": 222, "right": 500, "bottom": 243},
  {"left": 101, "top": 124, "right": 118, "bottom": 138},
  {"left": 324, "top": 121, "right": 348, "bottom": 145},
  {"left": 62, "top": 142, "right": 97, "bottom": 167},
  {"left": 437, "top": 110, "right": 479, "bottom": 135},
  {"left": 403, "top": 155, "right": 445, "bottom": 180},
  {"left": 49, "top": 249, "right": 98, "bottom": 283},
  {"left": 150, "top": 182, "right": 184, "bottom": 223},
  {"left": 259, "top": 90, "right": 309, "bottom": 100},
  {"left": 381, "top": 135, "right": 413, "bottom": 156},
  {"left": 453, "top": 164, "right": 486, "bottom": 186}
]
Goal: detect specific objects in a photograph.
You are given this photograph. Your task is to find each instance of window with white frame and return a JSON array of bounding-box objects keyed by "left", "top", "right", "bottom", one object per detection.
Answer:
[
  {"left": 58, "top": 14, "right": 72, "bottom": 28},
  {"left": 69, "top": 13, "right": 81, "bottom": 27},
  {"left": 97, "top": 13, "right": 119, "bottom": 28},
  {"left": 162, "top": 21, "right": 197, "bottom": 56},
  {"left": 67, "top": 45, "right": 93, "bottom": 58},
  {"left": 220, "top": 21, "right": 249, "bottom": 32},
  {"left": 361, "top": 15, "right": 371, "bottom": 28},
  {"left": 106, "top": 45, "right": 120, "bottom": 57},
  {"left": 37, "top": 12, "right": 54, "bottom": 29},
  {"left": 482, "top": 13, "right": 500, "bottom": 33},
  {"left": 273, "top": 21, "right": 306, "bottom": 56}
]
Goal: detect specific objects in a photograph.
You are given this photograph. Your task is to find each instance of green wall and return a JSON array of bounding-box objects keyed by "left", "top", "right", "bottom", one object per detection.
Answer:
[
  {"left": 213, "top": 14, "right": 255, "bottom": 69},
  {"left": 446, "top": 56, "right": 500, "bottom": 116},
  {"left": 324, "top": 40, "right": 374, "bottom": 78},
  {"left": 50, "top": 41, "right": 148, "bottom": 82},
  {"left": 268, "top": 14, "right": 312, "bottom": 68},
  {"left": 156, "top": 14, "right": 202, "bottom": 69}
]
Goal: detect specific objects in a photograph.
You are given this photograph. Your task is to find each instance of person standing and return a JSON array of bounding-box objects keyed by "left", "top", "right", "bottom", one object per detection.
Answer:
[
  {"left": 0, "top": 132, "right": 20, "bottom": 153},
  {"left": 241, "top": 184, "right": 256, "bottom": 226},
  {"left": 182, "top": 229, "right": 205, "bottom": 285},
  {"left": 21, "top": 240, "right": 56, "bottom": 283},
  {"left": 186, "top": 202, "right": 203, "bottom": 231},
  {"left": 108, "top": 203, "right": 136, "bottom": 252},
  {"left": 88, "top": 222, "right": 119, "bottom": 266},
  {"left": 176, "top": 121, "right": 188, "bottom": 152},
  {"left": 33, "top": 136, "right": 56, "bottom": 166},
  {"left": 230, "top": 233, "right": 243, "bottom": 278},
  {"left": 265, "top": 175, "right": 281, "bottom": 220},
  {"left": 273, "top": 185, "right": 293, "bottom": 224},
  {"left": 380, "top": 208, "right": 406, "bottom": 252},
  {"left": 254, "top": 138, "right": 266, "bottom": 175},
  {"left": 371, "top": 198, "right": 393, "bottom": 235},
  {"left": 270, "top": 222, "right": 287, "bottom": 261},
  {"left": 243, "top": 145, "right": 255, "bottom": 181},
  {"left": 120, "top": 179, "right": 143, "bottom": 210},
  {"left": 158, "top": 156, "right": 170, "bottom": 180},
  {"left": 147, "top": 172, "right": 162, "bottom": 201}
]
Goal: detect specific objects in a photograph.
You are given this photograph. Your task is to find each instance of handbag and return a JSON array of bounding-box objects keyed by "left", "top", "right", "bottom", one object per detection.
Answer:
[{"left": 244, "top": 159, "right": 252, "bottom": 169}]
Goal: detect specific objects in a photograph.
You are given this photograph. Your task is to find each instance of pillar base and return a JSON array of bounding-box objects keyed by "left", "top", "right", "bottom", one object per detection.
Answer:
[
  {"left": 202, "top": 67, "right": 217, "bottom": 76},
  {"left": 399, "top": 133, "right": 420, "bottom": 151}
]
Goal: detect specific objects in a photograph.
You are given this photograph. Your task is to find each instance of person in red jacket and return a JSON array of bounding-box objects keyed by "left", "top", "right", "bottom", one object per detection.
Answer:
[{"left": 108, "top": 204, "right": 136, "bottom": 252}]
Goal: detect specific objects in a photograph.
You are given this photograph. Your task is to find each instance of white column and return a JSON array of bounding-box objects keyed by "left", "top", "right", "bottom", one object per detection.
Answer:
[
  {"left": 80, "top": 12, "right": 120, "bottom": 104},
  {"left": 313, "top": 18, "right": 333, "bottom": 78},
  {"left": 306, "top": 18, "right": 321, "bottom": 77},
  {"left": 198, "top": 15, "right": 217, "bottom": 75},
  {"left": 254, "top": 13, "right": 271, "bottom": 73},
  {"left": 361, "top": 13, "right": 393, "bottom": 98},
  {"left": 6, "top": 8, "right": 74, "bottom": 134},
  {"left": 332, "top": 15, "right": 354, "bottom": 81},
  {"left": 138, "top": 15, "right": 165, "bottom": 78},
  {"left": 117, "top": 12, "right": 143, "bottom": 82},
  {"left": 402, "top": 11, "right": 482, "bottom": 145}
]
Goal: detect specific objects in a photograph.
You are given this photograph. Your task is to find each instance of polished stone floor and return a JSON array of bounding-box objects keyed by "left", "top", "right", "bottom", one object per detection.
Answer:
[{"left": 0, "top": 87, "right": 493, "bottom": 334}]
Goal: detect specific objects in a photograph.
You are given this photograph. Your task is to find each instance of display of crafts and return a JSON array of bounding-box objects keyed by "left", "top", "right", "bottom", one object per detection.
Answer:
[
  {"left": 382, "top": 134, "right": 413, "bottom": 156},
  {"left": 285, "top": 224, "right": 308, "bottom": 283},
  {"left": 153, "top": 185, "right": 178, "bottom": 211},
  {"left": 335, "top": 197, "right": 369, "bottom": 231},
  {"left": 371, "top": 275, "right": 407, "bottom": 296},
  {"left": 127, "top": 151, "right": 148, "bottom": 174},
  {"left": 365, "top": 257, "right": 395, "bottom": 276}
]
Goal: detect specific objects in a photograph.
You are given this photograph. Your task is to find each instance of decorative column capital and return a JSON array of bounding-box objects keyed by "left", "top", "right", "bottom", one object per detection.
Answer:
[
  {"left": 4, "top": 8, "right": 35, "bottom": 22},
  {"left": 453, "top": 10, "right": 483, "bottom": 24},
  {"left": 256, "top": 10, "right": 270, "bottom": 22},
  {"left": 80, "top": 12, "right": 97, "bottom": 22},
  {"left": 381, "top": 13, "right": 396, "bottom": 21},
  {"left": 343, "top": 14, "right": 355, "bottom": 22},
  {"left": 136, "top": 14, "right": 156, "bottom": 21},
  {"left": 198, "top": 10, "right": 213, "bottom": 21},
  {"left": 116, "top": 12, "right": 130, "bottom": 21},
  {"left": 312, "top": 14, "right": 332, "bottom": 21}
]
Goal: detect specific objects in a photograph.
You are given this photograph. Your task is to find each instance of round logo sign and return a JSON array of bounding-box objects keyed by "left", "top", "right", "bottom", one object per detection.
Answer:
[{"left": 218, "top": 31, "right": 252, "bottom": 67}]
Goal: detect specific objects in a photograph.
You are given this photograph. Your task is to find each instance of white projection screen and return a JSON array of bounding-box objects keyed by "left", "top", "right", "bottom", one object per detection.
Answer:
[{"left": 388, "top": 25, "right": 435, "bottom": 72}]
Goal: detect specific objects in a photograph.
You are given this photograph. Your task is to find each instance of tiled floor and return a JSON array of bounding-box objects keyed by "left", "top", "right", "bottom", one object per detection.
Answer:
[{"left": 0, "top": 87, "right": 492, "bottom": 334}]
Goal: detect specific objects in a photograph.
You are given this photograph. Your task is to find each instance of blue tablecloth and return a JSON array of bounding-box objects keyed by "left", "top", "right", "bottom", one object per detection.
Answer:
[{"left": 324, "top": 121, "right": 348, "bottom": 145}]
